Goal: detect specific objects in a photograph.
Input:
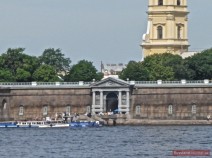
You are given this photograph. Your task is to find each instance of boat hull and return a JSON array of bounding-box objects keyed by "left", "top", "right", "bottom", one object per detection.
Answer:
[
  {"left": 0, "top": 121, "right": 70, "bottom": 128},
  {"left": 0, "top": 122, "right": 18, "bottom": 128},
  {"left": 70, "top": 121, "right": 102, "bottom": 127},
  {"left": 39, "top": 124, "right": 69, "bottom": 128}
]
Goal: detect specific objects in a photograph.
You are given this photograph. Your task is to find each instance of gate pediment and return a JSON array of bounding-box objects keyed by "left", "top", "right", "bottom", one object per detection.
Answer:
[{"left": 91, "top": 77, "right": 130, "bottom": 88}]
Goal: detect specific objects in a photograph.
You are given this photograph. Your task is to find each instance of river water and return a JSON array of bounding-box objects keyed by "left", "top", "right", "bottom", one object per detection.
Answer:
[{"left": 0, "top": 126, "right": 212, "bottom": 158}]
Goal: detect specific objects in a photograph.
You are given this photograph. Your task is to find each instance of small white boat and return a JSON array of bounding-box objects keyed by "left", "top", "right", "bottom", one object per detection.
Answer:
[
  {"left": 38, "top": 120, "right": 69, "bottom": 128},
  {"left": 16, "top": 121, "right": 40, "bottom": 128},
  {"left": 16, "top": 120, "right": 69, "bottom": 128}
]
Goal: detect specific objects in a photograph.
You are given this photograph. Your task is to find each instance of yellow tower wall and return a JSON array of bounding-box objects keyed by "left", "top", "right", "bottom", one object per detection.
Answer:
[{"left": 141, "top": 0, "right": 189, "bottom": 58}]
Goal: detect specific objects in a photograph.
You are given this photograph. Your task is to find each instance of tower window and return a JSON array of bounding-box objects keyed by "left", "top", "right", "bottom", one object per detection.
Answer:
[
  {"left": 157, "top": 26, "right": 163, "bottom": 39},
  {"left": 177, "top": 26, "right": 181, "bottom": 39},
  {"left": 158, "top": 0, "right": 163, "bottom": 6},
  {"left": 177, "top": 0, "right": 181, "bottom": 6}
]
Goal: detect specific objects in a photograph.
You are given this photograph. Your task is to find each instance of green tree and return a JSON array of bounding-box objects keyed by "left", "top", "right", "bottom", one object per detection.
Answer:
[
  {"left": 147, "top": 64, "right": 175, "bottom": 81},
  {"left": 32, "top": 65, "right": 59, "bottom": 82},
  {"left": 21, "top": 55, "right": 40, "bottom": 75},
  {"left": 96, "top": 72, "right": 104, "bottom": 81},
  {"left": 65, "top": 60, "right": 101, "bottom": 82},
  {"left": 173, "top": 64, "right": 195, "bottom": 80},
  {"left": 0, "top": 48, "right": 26, "bottom": 74},
  {"left": 39, "top": 48, "right": 71, "bottom": 75},
  {"left": 119, "top": 61, "right": 148, "bottom": 81},
  {"left": 0, "top": 69, "right": 15, "bottom": 82},
  {"left": 142, "top": 53, "right": 185, "bottom": 80},
  {"left": 184, "top": 48, "right": 212, "bottom": 80},
  {"left": 16, "top": 68, "right": 31, "bottom": 82},
  {"left": 0, "top": 48, "right": 40, "bottom": 82}
]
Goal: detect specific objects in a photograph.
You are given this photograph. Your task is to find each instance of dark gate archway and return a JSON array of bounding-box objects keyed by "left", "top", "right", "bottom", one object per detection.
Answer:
[
  {"left": 0, "top": 99, "right": 7, "bottom": 121},
  {"left": 106, "top": 92, "right": 118, "bottom": 112}
]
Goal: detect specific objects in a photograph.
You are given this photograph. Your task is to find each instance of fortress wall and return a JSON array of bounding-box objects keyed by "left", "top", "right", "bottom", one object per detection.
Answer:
[
  {"left": 0, "top": 85, "right": 212, "bottom": 121},
  {"left": 131, "top": 86, "right": 212, "bottom": 119},
  {"left": 0, "top": 88, "right": 91, "bottom": 121}
]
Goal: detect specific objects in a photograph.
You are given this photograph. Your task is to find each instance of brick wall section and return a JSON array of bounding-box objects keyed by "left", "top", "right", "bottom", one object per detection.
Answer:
[
  {"left": 131, "top": 87, "right": 212, "bottom": 120},
  {"left": 0, "top": 87, "right": 91, "bottom": 121},
  {"left": 0, "top": 85, "right": 212, "bottom": 121}
]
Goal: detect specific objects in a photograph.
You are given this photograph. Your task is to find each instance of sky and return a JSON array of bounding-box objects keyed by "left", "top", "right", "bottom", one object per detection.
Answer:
[{"left": 0, "top": 0, "right": 212, "bottom": 70}]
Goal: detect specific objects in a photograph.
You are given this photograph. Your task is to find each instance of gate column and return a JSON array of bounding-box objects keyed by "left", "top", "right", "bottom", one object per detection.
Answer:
[
  {"left": 100, "top": 90, "right": 103, "bottom": 112},
  {"left": 118, "top": 91, "right": 122, "bottom": 110},
  {"left": 126, "top": 90, "right": 130, "bottom": 113}
]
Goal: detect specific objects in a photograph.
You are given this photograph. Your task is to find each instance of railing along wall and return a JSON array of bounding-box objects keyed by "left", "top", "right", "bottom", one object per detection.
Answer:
[
  {"left": 0, "top": 79, "right": 211, "bottom": 88},
  {"left": 135, "top": 79, "right": 212, "bottom": 85},
  {"left": 0, "top": 81, "right": 92, "bottom": 87}
]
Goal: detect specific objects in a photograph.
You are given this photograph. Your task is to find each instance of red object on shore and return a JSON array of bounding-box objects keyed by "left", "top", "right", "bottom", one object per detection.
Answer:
[{"left": 172, "top": 150, "right": 210, "bottom": 156}]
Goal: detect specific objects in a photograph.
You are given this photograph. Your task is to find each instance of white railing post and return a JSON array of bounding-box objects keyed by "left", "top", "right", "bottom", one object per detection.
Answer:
[
  {"left": 130, "top": 81, "right": 135, "bottom": 85},
  {"left": 181, "top": 79, "right": 186, "bottom": 84},
  {"left": 79, "top": 81, "right": 84, "bottom": 86},
  {"left": 157, "top": 80, "right": 162, "bottom": 85},
  {"left": 204, "top": 79, "right": 209, "bottom": 84},
  {"left": 31, "top": 82, "right": 37, "bottom": 86}
]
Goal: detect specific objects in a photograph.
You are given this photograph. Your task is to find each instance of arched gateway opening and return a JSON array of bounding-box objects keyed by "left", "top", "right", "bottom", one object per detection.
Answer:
[
  {"left": 106, "top": 93, "right": 118, "bottom": 112},
  {"left": 0, "top": 99, "right": 7, "bottom": 121}
]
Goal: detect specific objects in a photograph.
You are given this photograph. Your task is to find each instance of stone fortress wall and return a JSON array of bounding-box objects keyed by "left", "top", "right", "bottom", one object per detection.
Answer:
[
  {"left": 0, "top": 79, "right": 212, "bottom": 122},
  {"left": 131, "top": 86, "right": 212, "bottom": 120},
  {"left": 0, "top": 86, "right": 91, "bottom": 121}
]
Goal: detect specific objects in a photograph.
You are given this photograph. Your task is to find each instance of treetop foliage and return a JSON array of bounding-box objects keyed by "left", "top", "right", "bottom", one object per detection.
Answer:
[
  {"left": 184, "top": 48, "right": 212, "bottom": 80},
  {"left": 120, "top": 49, "right": 212, "bottom": 81},
  {"left": 0, "top": 48, "right": 103, "bottom": 82},
  {"left": 39, "top": 48, "right": 71, "bottom": 75},
  {"left": 65, "top": 60, "right": 103, "bottom": 82},
  {"left": 0, "top": 47, "right": 211, "bottom": 82}
]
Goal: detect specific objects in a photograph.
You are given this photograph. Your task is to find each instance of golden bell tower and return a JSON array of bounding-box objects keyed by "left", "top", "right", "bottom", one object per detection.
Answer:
[{"left": 141, "top": 0, "right": 189, "bottom": 58}]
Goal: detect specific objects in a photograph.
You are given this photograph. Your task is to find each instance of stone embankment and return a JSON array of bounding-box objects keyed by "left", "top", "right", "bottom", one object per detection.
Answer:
[
  {"left": 106, "top": 114, "right": 212, "bottom": 126},
  {"left": 79, "top": 114, "right": 212, "bottom": 126},
  {"left": 123, "top": 119, "right": 212, "bottom": 126},
  {"left": 74, "top": 114, "right": 107, "bottom": 124}
]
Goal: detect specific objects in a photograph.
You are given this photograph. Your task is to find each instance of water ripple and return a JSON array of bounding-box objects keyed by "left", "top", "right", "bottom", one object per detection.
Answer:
[{"left": 0, "top": 126, "right": 212, "bottom": 158}]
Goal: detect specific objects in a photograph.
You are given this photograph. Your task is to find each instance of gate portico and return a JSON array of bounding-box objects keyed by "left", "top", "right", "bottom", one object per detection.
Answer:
[{"left": 91, "top": 77, "right": 131, "bottom": 114}]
